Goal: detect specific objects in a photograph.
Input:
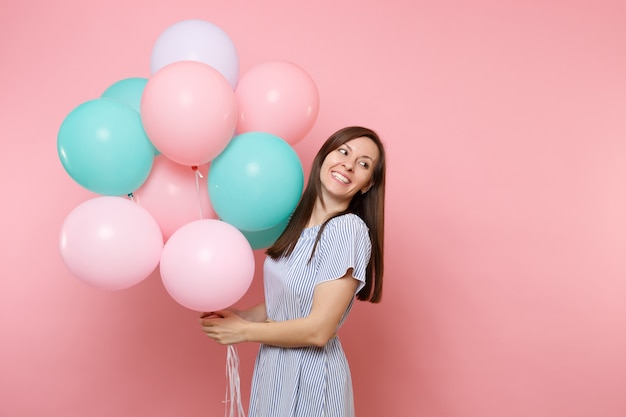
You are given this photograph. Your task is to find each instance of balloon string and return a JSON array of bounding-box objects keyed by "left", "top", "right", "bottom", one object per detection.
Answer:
[
  {"left": 127, "top": 192, "right": 135, "bottom": 202},
  {"left": 224, "top": 345, "right": 245, "bottom": 417},
  {"left": 192, "top": 166, "right": 205, "bottom": 219}
]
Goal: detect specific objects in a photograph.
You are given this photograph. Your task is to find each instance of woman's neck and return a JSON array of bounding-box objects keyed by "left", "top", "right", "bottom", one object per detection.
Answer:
[{"left": 307, "top": 198, "right": 349, "bottom": 228}]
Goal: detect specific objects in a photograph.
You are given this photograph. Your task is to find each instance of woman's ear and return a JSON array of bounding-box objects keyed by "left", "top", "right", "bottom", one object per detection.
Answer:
[{"left": 361, "top": 182, "right": 373, "bottom": 194}]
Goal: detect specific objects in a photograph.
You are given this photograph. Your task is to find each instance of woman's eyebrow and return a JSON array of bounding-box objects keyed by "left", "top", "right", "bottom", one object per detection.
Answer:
[{"left": 343, "top": 143, "right": 375, "bottom": 160}]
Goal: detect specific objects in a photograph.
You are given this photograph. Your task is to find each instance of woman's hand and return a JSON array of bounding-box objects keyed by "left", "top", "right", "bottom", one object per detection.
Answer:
[{"left": 199, "top": 310, "right": 250, "bottom": 345}]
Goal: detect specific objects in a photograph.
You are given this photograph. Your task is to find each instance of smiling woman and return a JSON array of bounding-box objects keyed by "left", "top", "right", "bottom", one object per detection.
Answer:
[
  {"left": 3, "top": 1, "right": 626, "bottom": 416},
  {"left": 318, "top": 136, "right": 380, "bottom": 213},
  {"left": 200, "top": 126, "right": 387, "bottom": 417}
]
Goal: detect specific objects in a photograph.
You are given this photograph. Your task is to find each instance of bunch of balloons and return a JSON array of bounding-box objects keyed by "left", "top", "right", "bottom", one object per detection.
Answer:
[{"left": 57, "top": 19, "right": 319, "bottom": 312}]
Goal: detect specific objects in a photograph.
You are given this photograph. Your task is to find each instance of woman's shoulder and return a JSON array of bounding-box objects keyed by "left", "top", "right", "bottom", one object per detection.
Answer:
[
  {"left": 326, "top": 213, "right": 369, "bottom": 232},
  {"left": 320, "top": 213, "right": 371, "bottom": 251}
]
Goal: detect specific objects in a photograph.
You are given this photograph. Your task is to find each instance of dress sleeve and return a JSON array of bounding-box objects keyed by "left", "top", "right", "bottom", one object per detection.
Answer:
[{"left": 315, "top": 214, "right": 372, "bottom": 294}]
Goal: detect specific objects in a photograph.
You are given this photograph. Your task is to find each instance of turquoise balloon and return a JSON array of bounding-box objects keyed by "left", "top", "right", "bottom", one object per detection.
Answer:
[
  {"left": 57, "top": 98, "right": 154, "bottom": 196},
  {"left": 101, "top": 78, "right": 160, "bottom": 156},
  {"left": 101, "top": 77, "right": 148, "bottom": 112},
  {"left": 209, "top": 132, "right": 304, "bottom": 231},
  {"left": 240, "top": 216, "right": 290, "bottom": 250}
]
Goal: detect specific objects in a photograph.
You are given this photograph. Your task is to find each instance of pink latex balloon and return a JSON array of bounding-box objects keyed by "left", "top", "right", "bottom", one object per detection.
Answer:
[
  {"left": 141, "top": 61, "right": 238, "bottom": 166},
  {"left": 235, "top": 60, "right": 319, "bottom": 145},
  {"left": 160, "top": 219, "right": 255, "bottom": 311},
  {"left": 59, "top": 196, "right": 163, "bottom": 290},
  {"left": 133, "top": 156, "right": 217, "bottom": 241}
]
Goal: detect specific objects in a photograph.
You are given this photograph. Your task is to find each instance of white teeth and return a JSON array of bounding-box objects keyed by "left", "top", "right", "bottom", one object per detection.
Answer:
[{"left": 332, "top": 172, "right": 350, "bottom": 184}]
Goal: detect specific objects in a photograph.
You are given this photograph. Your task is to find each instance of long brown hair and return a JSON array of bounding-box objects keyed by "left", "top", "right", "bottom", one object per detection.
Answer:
[{"left": 267, "top": 126, "right": 386, "bottom": 303}]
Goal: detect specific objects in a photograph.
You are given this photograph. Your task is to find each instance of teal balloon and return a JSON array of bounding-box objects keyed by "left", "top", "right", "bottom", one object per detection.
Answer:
[
  {"left": 209, "top": 132, "right": 304, "bottom": 231},
  {"left": 101, "top": 77, "right": 148, "bottom": 112},
  {"left": 241, "top": 216, "right": 290, "bottom": 250},
  {"left": 57, "top": 98, "right": 154, "bottom": 196},
  {"left": 101, "top": 77, "right": 160, "bottom": 156}
]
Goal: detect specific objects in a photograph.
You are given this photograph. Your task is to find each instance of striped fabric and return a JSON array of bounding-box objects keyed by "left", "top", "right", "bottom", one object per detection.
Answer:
[{"left": 249, "top": 214, "right": 372, "bottom": 417}]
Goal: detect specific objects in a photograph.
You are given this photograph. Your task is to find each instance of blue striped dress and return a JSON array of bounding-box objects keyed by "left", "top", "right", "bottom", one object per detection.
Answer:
[{"left": 249, "top": 213, "right": 371, "bottom": 417}]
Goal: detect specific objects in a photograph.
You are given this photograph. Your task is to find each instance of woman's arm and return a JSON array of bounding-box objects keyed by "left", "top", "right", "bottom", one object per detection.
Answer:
[
  {"left": 233, "top": 302, "right": 268, "bottom": 323},
  {"left": 200, "top": 271, "right": 359, "bottom": 348},
  {"left": 201, "top": 302, "right": 268, "bottom": 323}
]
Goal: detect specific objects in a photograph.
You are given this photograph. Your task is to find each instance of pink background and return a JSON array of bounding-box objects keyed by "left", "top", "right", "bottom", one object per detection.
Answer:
[{"left": 2, "top": 0, "right": 626, "bottom": 416}]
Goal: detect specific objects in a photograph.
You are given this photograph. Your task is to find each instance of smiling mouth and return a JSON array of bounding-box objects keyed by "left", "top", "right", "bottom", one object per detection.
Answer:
[{"left": 332, "top": 171, "right": 350, "bottom": 184}]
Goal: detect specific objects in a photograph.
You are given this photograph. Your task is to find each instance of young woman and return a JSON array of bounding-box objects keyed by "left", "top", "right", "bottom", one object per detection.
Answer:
[{"left": 200, "top": 126, "right": 386, "bottom": 416}]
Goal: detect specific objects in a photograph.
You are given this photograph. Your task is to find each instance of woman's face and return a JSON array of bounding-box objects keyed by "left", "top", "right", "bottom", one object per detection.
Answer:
[{"left": 319, "top": 136, "right": 380, "bottom": 206}]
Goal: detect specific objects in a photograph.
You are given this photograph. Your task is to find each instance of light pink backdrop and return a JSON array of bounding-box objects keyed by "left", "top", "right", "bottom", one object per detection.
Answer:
[{"left": 2, "top": 0, "right": 626, "bottom": 416}]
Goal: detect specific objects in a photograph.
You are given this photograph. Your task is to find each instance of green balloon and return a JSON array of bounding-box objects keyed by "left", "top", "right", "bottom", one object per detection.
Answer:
[
  {"left": 209, "top": 132, "right": 303, "bottom": 231},
  {"left": 101, "top": 77, "right": 148, "bottom": 113},
  {"left": 57, "top": 98, "right": 154, "bottom": 195},
  {"left": 101, "top": 77, "right": 159, "bottom": 156},
  {"left": 240, "top": 216, "right": 290, "bottom": 250}
]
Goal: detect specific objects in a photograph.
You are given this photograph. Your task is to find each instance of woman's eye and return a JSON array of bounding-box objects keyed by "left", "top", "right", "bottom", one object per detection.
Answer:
[
  {"left": 359, "top": 161, "right": 369, "bottom": 169},
  {"left": 338, "top": 148, "right": 348, "bottom": 155}
]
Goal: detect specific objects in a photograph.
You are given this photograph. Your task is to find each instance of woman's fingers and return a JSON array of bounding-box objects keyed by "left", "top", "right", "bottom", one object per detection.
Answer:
[{"left": 200, "top": 312, "right": 222, "bottom": 319}]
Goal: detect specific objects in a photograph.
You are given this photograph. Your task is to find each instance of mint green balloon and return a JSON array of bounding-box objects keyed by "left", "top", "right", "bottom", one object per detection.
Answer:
[
  {"left": 208, "top": 132, "right": 303, "bottom": 231},
  {"left": 101, "top": 77, "right": 148, "bottom": 112},
  {"left": 101, "top": 77, "right": 160, "bottom": 156},
  {"left": 240, "top": 216, "right": 290, "bottom": 250},
  {"left": 57, "top": 98, "right": 154, "bottom": 196}
]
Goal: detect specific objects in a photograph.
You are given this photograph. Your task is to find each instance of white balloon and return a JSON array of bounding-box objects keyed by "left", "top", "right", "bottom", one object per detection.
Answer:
[{"left": 150, "top": 19, "right": 240, "bottom": 89}]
